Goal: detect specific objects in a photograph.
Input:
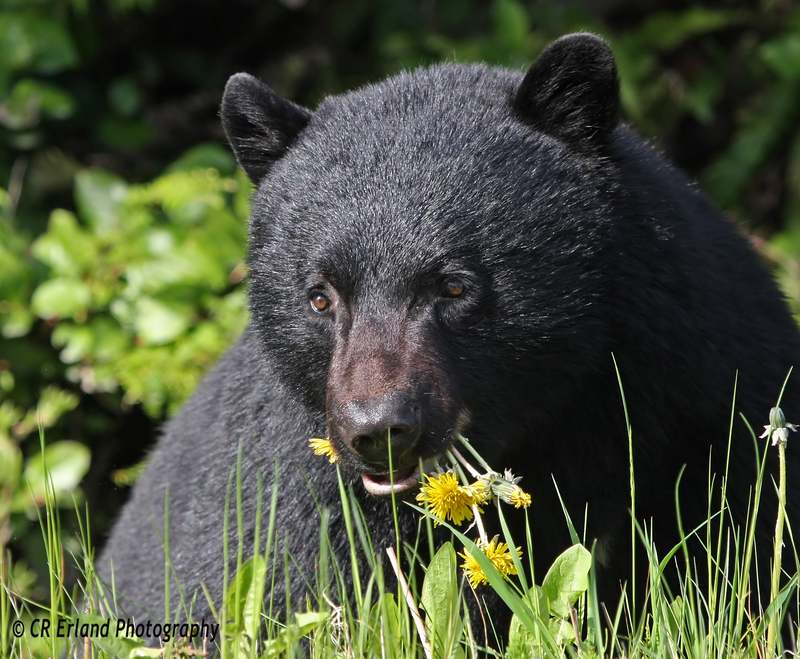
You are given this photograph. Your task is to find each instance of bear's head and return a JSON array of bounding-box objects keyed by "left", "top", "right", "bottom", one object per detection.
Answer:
[{"left": 221, "top": 34, "right": 622, "bottom": 495}]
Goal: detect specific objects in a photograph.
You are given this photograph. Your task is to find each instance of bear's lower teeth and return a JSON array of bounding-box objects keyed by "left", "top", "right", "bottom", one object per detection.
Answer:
[{"left": 362, "top": 467, "right": 420, "bottom": 496}]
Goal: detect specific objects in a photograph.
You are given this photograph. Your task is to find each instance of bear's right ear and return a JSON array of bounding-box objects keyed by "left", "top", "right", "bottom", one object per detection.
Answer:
[
  {"left": 513, "top": 33, "right": 619, "bottom": 151},
  {"left": 221, "top": 73, "right": 311, "bottom": 183}
]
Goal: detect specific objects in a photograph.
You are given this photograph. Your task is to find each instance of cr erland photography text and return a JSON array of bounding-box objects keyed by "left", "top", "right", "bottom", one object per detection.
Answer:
[{"left": 16, "top": 616, "right": 219, "bottom": 643}]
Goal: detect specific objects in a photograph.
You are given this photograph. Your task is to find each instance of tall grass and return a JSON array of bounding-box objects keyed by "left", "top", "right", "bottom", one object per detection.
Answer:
[{"left": 1, "top": 377, "right": 799, "bottom": 658}]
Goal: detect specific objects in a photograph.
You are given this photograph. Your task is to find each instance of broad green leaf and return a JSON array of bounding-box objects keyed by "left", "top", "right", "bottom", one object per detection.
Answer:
[
  {"left": 31, "top": 278, "right": 91, "bottom": 319},
  {"left": 421, "top": 541, "right": 462, "bottom": 656},
  {"left": 53, "top": 317, "right": 127, "bottom": 366},
  {"left": 408, "top": 503, "right": 557, "bottom": 652},
  {"left": 51, "top": 324, "right": 93, "bottom": 363},
  {"left": 133, "top": 297, "right": 192, "bottom": 345},
  {"left": 541, "top": 543, "right": 592, "bottom": 619},
  {"left": 376, "top": 593, "right": 401, "bottom": 650},
  {"left": 260, "top": 610, "right": 327, "bottom": 658},
  {"left": 19, "top": 440, "right": 90, "bottom": 508},
  {"left": 0, "top": 14, "right": 77, "bottom": 73},
  {"left": 90, "top": 317, "right": 129, "bottom": 362},
  {"left": 1, "top": 79, "right": 74, "bottom": 129},
  {"left": 507, "top": 585, "right": 548, "bottom": 659},
  {"left": 32, "top": 209, "right": 97, "bottom": 276},
  {"left": 224, "top": 554, "right": 267, "bottom": 636},
  {"left": 75, "top": 169, "right": 128, "bottom": 235},
  {"left": 761, "top": 34, "right": 800, "bottom": 81},
  {"left": 0, "top": 305, "right": 34, "bottom": 338},
  {"left": 294, "top": 610, "right": 328, "bottom": 634},
  {"left": 0, "top": 401, "right": 23, "bottom": 437}
]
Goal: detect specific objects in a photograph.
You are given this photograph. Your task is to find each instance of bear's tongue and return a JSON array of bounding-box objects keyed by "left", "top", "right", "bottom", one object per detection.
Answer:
[{"left": 362, "top": 465, "right": 419, "bottom": 496}]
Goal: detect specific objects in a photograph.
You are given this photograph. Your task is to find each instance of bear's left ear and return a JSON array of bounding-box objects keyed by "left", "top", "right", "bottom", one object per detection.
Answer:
[
  {"left": 513, "top": 33, "right": 619, "bottom": 150},
  {"left": 221, "top": 73, "right": 312, "bottom": 183}
]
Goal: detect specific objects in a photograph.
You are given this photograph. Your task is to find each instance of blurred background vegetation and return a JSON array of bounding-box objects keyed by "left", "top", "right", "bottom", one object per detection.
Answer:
[{"left": 1, "top": 0, "right": 800, "bottom": 603}]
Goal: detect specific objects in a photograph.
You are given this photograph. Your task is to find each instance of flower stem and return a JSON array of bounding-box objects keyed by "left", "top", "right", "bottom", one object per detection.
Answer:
[
  {"left": 766, "top": 440, "right": 787, "bottom": 655},
  {"left": 472, "top": 504, "right": 488, "bottom": 545},
  {"left": 386, "top": 546, "right": 432, "bottom": 659},
  {"left": 448, "top": 446, "right": 482, "bottom": 479}
]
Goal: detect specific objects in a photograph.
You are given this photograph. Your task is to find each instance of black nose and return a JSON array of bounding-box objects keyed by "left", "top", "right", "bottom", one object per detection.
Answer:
[{"left": 339, "top": 394, "right": 421, "bottom": 467}]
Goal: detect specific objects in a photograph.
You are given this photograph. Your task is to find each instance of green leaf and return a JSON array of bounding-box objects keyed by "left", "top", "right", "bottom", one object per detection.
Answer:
[
  {"left": 630, "top": 8, "right": 743, "bottom": 52},
  {"left": 51, "top": 324, "right": 93, "bottom": 363},
  {"left": 407, "top": 503, "right": 558, "bottom": 653},
  {"left": 133, "top": 297, "right": 193, "bottom": 345},
  {"left": 549, "top": 615, "right": 576, "bottom": 645},
  {"left": 704, "top": 83, "right": 799, "bottom": 207},
  {"left": 541, "top": 543, "right": 592, "bottom": 619},
  {"left": 108, "top": 77, "right": 142, "bottom": 117},
  {"left": 19, "top": 440, "right": 90, "bottom": 508},
  {"left": 224, "top": 554, "right": 267, "bottom": 637},
  {"left": 507, "top": 585, "right": 549, "bottom": 659},
  {"left": 90, "top": 317, "right": 129, "bottom": 362},
  {"left": 294, "top": 610, "right": 328, "bottom": 634},
  {"left": 376, "top": 593, "right": 401, "bottom": 649},
  {"left": 0, "top": 14, "right": 77, "bottom": 74},
  {"left": 75, "top": 169, "right": 128, "bottom": 235},
  {"left": 260, "top": 610, "right": 328, "bottom": 658},
  {"left": 0, "top": 305, "right": 34, "bottom": 339},
  {"left": 761, "top": 34, "right": 800, "bottom": 81},
  {"left": 32, "top": 209, "right": 97, "bottom": 276},
  {"left": 0, "top": 435, "right": 22, "bottom": 490},
  {"left": 421, "top": 541, "right": 462, "bottom": 657},
  {"left": 31, "top": 278, "right": 91, "bottom": 319},
  {"left": 492, "top": 0, "right": 529, "bottom": 53},
  {"left": 16, "top": 386, "right": 78, "bottom": 434},
  {"left": 168, "top": 144, "right": 236, "bottom": 175},
  {"left": 1, "top": 79, "right": 74, "bottom": 130}
]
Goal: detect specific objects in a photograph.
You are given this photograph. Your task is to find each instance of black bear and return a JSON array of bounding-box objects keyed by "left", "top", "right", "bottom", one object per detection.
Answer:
[{"left": 100, "top": 32, "right": 799, "bottom": 640}]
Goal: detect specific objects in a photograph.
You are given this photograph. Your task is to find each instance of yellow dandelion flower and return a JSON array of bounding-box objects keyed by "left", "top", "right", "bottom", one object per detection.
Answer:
[
  {"left": 309, "top": 437, "right": 339, "bottom": 463},
  {"left": 459, "top": 536, "right": 520, "bottom": 589},
  {"left": 509, "top": 487, "right": 532, "bottom": 509},
  {"left": 464, "top": 479, "right": 492, "bottom": 506},
  {"left": 416, "top": 471, "right": 475, "bottom": 525}
]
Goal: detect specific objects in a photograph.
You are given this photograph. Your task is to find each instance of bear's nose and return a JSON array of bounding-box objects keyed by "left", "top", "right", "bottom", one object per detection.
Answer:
[{"left": 339, "top": 395, "right": 421, "bottom": 467}]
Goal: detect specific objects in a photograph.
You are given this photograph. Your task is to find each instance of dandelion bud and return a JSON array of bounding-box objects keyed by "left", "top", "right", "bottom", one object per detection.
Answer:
[
  {"left": 760, "top": 406, "right": 798, "bottom": 448},
  {"left": 490, "top": 471, "right": 532, "bottom": 508},
  {"left": 770, "top": 407, "right": 787, "bottom": 429}
]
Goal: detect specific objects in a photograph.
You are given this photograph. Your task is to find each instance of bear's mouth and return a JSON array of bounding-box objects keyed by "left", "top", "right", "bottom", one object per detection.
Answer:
[{"left": 361, "top": 464, "right": 420, "bottom": 496}]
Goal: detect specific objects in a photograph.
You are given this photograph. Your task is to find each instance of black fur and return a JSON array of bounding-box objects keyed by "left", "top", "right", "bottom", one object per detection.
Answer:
[
  {"left": 100, "top": 33, "right": 800, "bottom": 646},
  {"left": 515, "top": 33, "right": 619, "bottom": 149},
  {"left": 221, "top": 72, "right": 311, "bottom": 182}
]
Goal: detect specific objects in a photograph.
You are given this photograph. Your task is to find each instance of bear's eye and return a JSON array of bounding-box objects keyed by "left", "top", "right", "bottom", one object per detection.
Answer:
[
  {"left": 441, "top": 278, "right": 465, "bottom": 299},
  {"left": 309, "top": 291, "right": 332, "bottom": 313}
]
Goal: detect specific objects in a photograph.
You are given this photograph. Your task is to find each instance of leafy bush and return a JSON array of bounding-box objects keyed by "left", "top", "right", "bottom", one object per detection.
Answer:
[
  {"left": 0, "top": 147, "right": 249, "bottom": 598},
  {"left": 28, "top": 159, "right": 249, "bottom": 415}
]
